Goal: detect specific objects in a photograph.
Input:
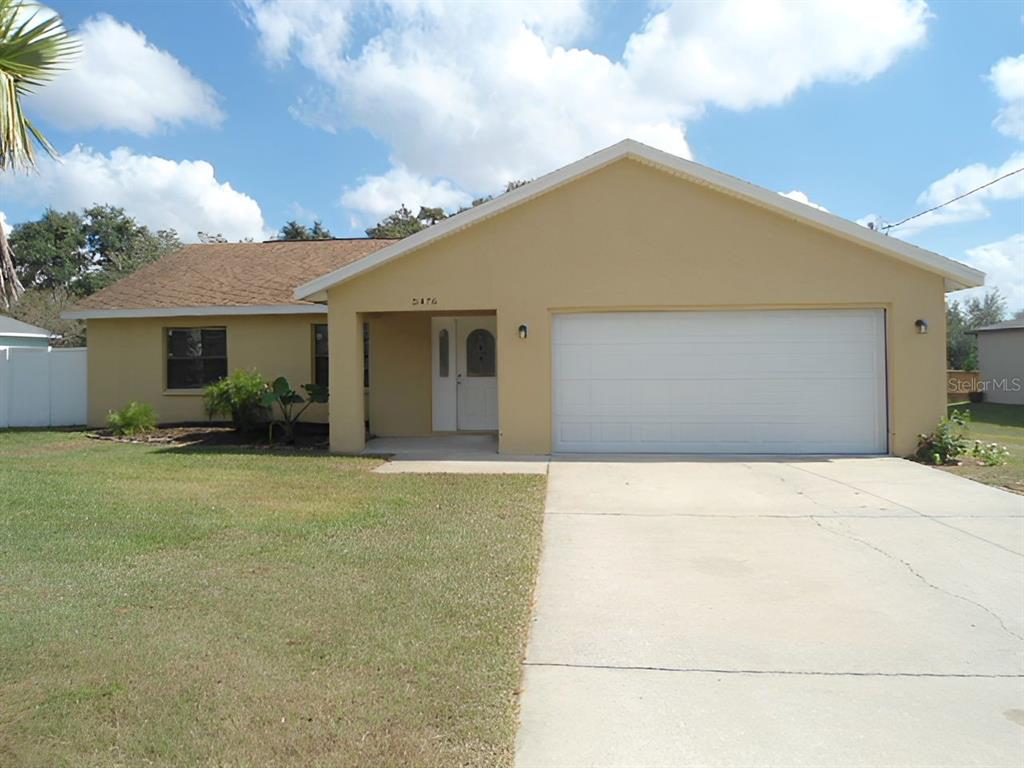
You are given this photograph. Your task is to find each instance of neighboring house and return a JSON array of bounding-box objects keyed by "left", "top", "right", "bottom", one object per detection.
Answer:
[
  {"left": 972, "top": 318, "right": 1024, "bottom": 405},
  {"left": 67, "top": 140, "right": 984, "bottom": 455},
  {"left": 0, "top": 316, "right": 51, "bottom": 348}
]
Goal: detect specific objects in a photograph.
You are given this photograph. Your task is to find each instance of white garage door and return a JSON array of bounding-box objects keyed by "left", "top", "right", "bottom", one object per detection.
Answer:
[{"left": 552, "top": 310, "right": 887, "bottom": 454}]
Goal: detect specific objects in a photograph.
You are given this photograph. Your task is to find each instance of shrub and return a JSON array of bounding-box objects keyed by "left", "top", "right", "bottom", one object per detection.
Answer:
[
  {"left": 968, "top": 390, "right": 985, "bottom": 403},
  {"left": 971, "top": 440, "right": 1010, "bottom": 466},
  {"left": 203, "top": 369, "right": 268, "bottom": 431},
  {"left": 915, "top": 409, "right": 969, "bottom": 465},
  {"left": 260, "top": 376, "right": 329, "bottom": 444},
  {"left": 107, "top": 401, "right": 158, "bottom": 437}
]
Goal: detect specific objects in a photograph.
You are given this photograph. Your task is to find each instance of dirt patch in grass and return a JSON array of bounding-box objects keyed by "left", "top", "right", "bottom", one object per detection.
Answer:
[{"left": 89, "top": 422, "right": 330, "bottom": 450}]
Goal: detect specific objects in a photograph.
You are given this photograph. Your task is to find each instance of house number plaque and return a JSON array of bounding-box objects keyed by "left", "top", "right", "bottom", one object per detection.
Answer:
[{"left": 412, "top": 297, "right": 438, "bottom": 306}]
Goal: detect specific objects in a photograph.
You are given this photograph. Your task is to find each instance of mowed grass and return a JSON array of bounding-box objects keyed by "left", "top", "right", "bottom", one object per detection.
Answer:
[
  {"left": 0, "top": 431, "right": 546, "bottom": 767},
  {"left": 943, "top": 402, "right": 1024, "bottom": 493}
]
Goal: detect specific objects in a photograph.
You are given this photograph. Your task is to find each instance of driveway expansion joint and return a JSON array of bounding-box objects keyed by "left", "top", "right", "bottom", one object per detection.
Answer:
[{"left": 523, "top": 661, "right": 1023, "bottom": 679}]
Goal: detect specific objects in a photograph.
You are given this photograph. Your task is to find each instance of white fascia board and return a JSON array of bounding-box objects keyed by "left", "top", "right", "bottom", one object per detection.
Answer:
[
  {"left": 0, "top": 331, "right": 50, "bottom": 338},
  {"left": 62, "top": 303, "right": 328, "bottom": 320},
  {"left": 294, "top": 139, "right": 984, "bottom": 299}
]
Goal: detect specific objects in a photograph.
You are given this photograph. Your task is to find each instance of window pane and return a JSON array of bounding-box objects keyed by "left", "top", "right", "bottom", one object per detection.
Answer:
[
  {"left": 465, "top": 328, "right": 495, "bottom": 377},
  {"left": 438, "top": 329, "right": 449, "bottom": 378},
  {"left": 315, "top": 357, "right": 329, "bottom": 387},
  {"left": 314, "top": 324, "right": 328, "bottom": 356},
  {"left": 204, "top": 358, "right": 228, "bottom": 385},
  {"left": 363, "top": 322, "right": 370, "bottom": 388},
  {"left": 168, "top": 329, "right": 200, "bottom": 358},
  {"left": 168, "top": 359, "right": 204, "bottom": 389},
  {"left": 202, "top": 329, "right": 226, "bottom": 357}
]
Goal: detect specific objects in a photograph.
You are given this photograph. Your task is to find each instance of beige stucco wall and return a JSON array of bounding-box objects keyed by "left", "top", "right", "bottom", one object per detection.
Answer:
[
  {"left": 977, "top": 330, "right": 1024, "bottom": 405},
  {"left": 366, "top": 312, "right": 433, "bottom": 436},
  {"left": 327, "top": 157, "right": 949, "bottom": 456},
  {"left": 85, "top": 313, "right": 329, "bottom": 426}
]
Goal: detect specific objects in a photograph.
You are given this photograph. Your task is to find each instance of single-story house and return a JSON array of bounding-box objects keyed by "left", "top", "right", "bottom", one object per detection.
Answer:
[
  {"left": 0, "top": 316, "right": 51, "bottom": 348},
  {"left": 972, "top": 318, "right": 1024, "bottom": 405},
  {"left": 66, "top": 140, "right": 984, "bottom": 455}
]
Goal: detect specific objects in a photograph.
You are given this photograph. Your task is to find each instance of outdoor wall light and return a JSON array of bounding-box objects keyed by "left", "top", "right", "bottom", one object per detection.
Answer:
[
  {"left": 518, "top": 324, "right": 528, "bottom": 339},
  {"left": 915, "top": 319, "right": 928, "bottom": 335}
]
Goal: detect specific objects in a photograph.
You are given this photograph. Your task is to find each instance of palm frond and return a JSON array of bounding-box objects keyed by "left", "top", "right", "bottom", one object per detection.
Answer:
[{"left": 0, "top": 0, "right": 78, "bottom": 171}]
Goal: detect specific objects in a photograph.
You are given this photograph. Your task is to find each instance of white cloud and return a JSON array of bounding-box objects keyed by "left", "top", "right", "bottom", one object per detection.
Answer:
[
  {"left": 889, "top": 152, "right": 1024, "bottom": 235},
  {"left": 622, "top": 0, "right": 929, "bottom": 112},
  {"left": 241, "top": 0, "right": 928, "bottom": 214},
  {"left": 989, "top": 54, "right": 1024, "bottom": 140},
  {"left": 1, "top": 146, "right": 268, "bottom": 242},
  {"left": 341, "top": 165, "right": 472, "bottom": 225},
  {"left": 780, "top": 190, "right": 829, "bottom": 212},
  {"left": 949, "top": 234, "right": 1024, "bottom": 314},
  {"left": 27, "top": 14, "right": 223, "bottom": 135}
]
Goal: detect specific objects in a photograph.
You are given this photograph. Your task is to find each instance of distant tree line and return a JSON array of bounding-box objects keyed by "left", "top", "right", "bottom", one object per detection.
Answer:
[
  {"left": 364, "top": 180, "right": 531, "bottom": 239},
  {"left": 946, "top": 290, "right": 1019, "bottom": 370},
  {"left": 6, "top": 205, "right": 183, "bottom": 345},
  {"left": 1, "top": 178, "right": 533, "bottom": 343}
]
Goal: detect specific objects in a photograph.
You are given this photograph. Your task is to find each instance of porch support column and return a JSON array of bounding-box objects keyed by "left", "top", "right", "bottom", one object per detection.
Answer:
[{"left": 328, "top": 304, "right": 366, "bottom": 453}]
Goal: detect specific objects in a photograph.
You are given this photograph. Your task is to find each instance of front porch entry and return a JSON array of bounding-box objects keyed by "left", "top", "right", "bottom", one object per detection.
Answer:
[{"left": 430, "top": 315, "right": 498, "bottom": 432}]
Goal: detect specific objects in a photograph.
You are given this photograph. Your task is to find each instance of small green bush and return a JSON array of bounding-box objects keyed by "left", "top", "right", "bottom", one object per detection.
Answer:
[
  {"left": 970, "top": 440, "right": 1010, "bottom": 466},
  {"left": 107, "top": 401, "right": 158, "bottom": 436},
  {"left": 203, "top": 369, "right": 268, "bottom": 432},
  {"left": 260, "top": 376, "right": 329, "bottom": 444},
  {"left": 915, "top": 409, "right": 969, "bottom": 465}
]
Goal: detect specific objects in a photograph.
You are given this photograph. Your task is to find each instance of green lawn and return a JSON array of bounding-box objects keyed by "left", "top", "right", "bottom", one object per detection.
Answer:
[
  {"left": 0, "top": 431, "right": 546, "bottom": 767},
  {"left": 943, "top": 402, "right": 1024, "bottom": 493}
]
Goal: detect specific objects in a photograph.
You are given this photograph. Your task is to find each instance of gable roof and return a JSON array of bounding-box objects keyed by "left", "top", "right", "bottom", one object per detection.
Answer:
[
  {"left": 0, "top": 315, "right": 51, "bottom": 338},
  {"left": 295, "top": 139, "right": 984, "bottom": 301},
  {"left": 64, "top": 239, "right": 396, "bottom": 320},
  {"left": 972, "top": 318, "right": 1024, "bottom": 333}
]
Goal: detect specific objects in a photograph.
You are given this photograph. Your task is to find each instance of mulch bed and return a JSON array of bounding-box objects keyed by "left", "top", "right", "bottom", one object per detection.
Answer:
[{"left": 88, "top": 424, "right": 330, "bottom": 450}]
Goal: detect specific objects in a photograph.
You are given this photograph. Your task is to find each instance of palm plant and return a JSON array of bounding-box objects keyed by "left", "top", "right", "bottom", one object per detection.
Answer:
[{"left": 0, "top": 0, "right": 77, "bottom": 309}]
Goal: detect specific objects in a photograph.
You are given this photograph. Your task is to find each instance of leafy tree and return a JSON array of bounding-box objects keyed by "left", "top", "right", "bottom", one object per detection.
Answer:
[
  {"left": 0, "top": 0, "right": 78, "bottom": 309},
  {"left": 366, "top": 204, "right": 424, "bottom": 239},
  {"left": 416, "top": 207, "right": 446, "bottom": 226},
  {"left": 9, "top": 208, "right": 87, "bottom": 290},
  {"left": 946, "top": 289, "right": 1007, "bottom": 369},
  {"left": 946, "top": 301, "right": 971, "bottom": 371},
  {"left": 963, "top": 290, "right": 1006, "bottom": 328},
  {"left": 198, "top": 231, "right": 228, "bottom": 244},
  {"left": 279, "top": 219, "right": 333, "bottom": 240},
  {"left": 279, "top": 220, "right": 311, "bottom": 240},
  {"left": 81, "top": 205, "right": 181, "bottom": 291},
  {"left": 6, "top": 206, "right": 181, "bottom": 344}
]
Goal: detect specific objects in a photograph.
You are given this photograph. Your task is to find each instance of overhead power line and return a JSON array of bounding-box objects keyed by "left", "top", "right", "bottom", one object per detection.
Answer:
[{"left": 880, "top": 166, "right": 1024, "bottom": 231}]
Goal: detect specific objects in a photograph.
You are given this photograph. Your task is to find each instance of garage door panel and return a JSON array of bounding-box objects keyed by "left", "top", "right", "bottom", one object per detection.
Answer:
[{"left": 552, "top": 310, "right": 886, "bottom": 454}]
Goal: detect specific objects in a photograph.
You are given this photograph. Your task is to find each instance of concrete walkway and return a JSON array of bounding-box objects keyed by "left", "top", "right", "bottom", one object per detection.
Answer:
[
  {"left": 363, "top": 435, "right": 549, "bottom": 474},
  {"left": 515, "top": 458, "right": 1024, "bottom": 767}
]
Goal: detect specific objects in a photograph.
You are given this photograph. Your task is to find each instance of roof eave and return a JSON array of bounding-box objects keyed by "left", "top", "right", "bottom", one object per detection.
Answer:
[{"left": 62, "top": 303, "right": 329, "bottom": 320}]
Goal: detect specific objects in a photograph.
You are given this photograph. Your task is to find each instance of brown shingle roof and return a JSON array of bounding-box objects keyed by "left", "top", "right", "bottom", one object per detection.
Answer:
[{"left": 72, "top": 239, "right": 396, "bottom": 311}]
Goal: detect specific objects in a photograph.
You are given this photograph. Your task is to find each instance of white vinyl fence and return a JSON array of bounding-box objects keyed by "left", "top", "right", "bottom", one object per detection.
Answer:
[{"left": 0, "top": 347, "right": 87, "bottom": 428}]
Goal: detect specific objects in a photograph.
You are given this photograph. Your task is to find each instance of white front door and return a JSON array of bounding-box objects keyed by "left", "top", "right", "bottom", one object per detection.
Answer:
[{"left": 432, "top": 316, "right": 498, "bottom": 431}]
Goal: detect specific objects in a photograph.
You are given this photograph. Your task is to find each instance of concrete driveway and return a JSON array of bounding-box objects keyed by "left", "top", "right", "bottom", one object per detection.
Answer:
[{"left": 515, "top": 457, "right": 1024, "bottom": 768}]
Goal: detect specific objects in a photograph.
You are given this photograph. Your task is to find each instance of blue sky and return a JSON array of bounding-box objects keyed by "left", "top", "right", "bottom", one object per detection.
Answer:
[{"left": 3, "top": 0, "right": 1022, "bottom": 311}]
